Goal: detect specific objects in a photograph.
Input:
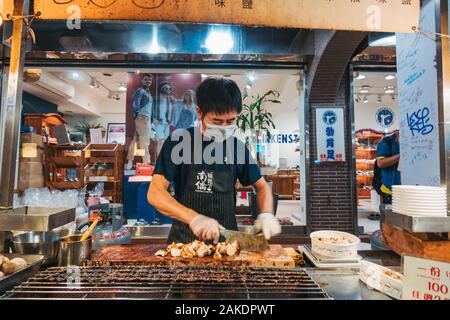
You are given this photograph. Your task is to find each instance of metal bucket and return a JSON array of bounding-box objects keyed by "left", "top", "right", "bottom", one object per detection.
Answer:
[
  {"left": 56, "top": 235, "right": 92, "bottom": 266},
  {"left": 11, "top": 229, "right": 78, "bottom": 266}
]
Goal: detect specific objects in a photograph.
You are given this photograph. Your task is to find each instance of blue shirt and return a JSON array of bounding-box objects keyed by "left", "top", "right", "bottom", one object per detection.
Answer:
[
  {"left": 132, "top": 87, "right": 153, "bottom": 119},
  {"left": 376, "top": 134, "right": 401, "bottom": 193},
  {"left": 154, "top": 127, "right": 262, "bottom": 200}
]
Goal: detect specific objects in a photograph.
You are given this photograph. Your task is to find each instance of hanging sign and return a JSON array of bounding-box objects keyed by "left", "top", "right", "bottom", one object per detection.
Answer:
[
  {"left": 0, "top": 0, "right": 14, "bottom": 19},
  {"left": 315, "top": 108, "right": 345, "bottom": 163},
  {"left": 34, "top": 0, "right": 419, "bottom": 33},
  {"left": 402, "top": 256, "right": 450, "bottom": 300},
  {"left": 396, "top": 0, "right": 440, "bottom": 186}
]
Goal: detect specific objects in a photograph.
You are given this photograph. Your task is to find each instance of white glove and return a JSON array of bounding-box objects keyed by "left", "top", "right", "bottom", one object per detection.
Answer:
[
  {"left": 253, "top": 213, "right": 281, "bottom": 240},
  {"left": 189, "top": 214, "right": 220, "bottom": 243}
]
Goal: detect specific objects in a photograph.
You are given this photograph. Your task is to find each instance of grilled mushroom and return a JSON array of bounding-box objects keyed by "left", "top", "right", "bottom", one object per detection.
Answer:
[
  {"left": 170, "top": 248, "right": 182, "bottom": 257},
  {"left": 226, "top": 241, "right": 239, "bottom": 256},
  {"left": 155, "top": 249, "right": 168, "bottom": 257}
]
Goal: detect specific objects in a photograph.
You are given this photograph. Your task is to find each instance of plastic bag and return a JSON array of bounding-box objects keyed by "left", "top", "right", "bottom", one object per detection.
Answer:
[
  {"left": 92, "top": 226, "right": 131, "bottom": 250},
  {"left": 23, "top": 187, "right": 80, "bottom": 208}
]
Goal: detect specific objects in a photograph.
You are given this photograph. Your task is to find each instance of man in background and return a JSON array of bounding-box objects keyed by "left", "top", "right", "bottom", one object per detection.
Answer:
[
  {"left": 376, "top": 131, "right": 401, "bottom": 205},
  {"left": 126, "top": 74, "right": 153, "bottom": 169}
]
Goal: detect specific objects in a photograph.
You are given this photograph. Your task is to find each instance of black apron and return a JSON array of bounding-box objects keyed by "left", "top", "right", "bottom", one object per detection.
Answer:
[{"left": 167, "top": 156, "right": 238, "bottom": 243}]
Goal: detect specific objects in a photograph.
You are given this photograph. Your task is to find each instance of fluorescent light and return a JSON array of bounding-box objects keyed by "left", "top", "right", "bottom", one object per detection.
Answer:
[
  {"left": 205, "top": 30, "right": 234, "bottom": 54},
  {"left": 370, "top": 35, "right": 396, "bottom": 47},
  {"left": 71, "top": 72, "right": 80, "bottom": 79},
  {"left": 355, "top": 74, "right": 366, "bottom": 80},
  {"left": 385, "top": 74, "right": 396, "bottom": 80}
]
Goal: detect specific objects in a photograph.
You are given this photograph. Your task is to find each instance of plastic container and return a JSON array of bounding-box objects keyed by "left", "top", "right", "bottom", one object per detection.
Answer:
[
  {"left": 310, "top": 230, "right": 360, "bottom": 258},
  {"left": 359, "top": 260, "right": 403, "bottom": 300}
]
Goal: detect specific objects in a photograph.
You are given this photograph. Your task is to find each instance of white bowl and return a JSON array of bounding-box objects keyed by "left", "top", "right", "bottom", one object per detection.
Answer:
[{"left": 310, "top": 230, "right": 360, "bottom": 258}]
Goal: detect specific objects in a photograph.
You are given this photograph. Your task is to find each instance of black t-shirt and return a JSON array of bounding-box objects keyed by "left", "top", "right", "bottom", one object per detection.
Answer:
[{"left": 153, "top": 127, "right": 262, "bottom": 200}]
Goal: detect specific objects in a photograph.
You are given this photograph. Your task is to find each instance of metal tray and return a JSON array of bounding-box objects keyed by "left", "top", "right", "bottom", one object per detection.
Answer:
[{"left": 0, "top": 254, "right": 45, "bottom": 295}]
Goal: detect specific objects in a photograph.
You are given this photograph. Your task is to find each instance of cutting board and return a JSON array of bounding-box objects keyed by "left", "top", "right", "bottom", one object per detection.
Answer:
[{"left": 89, "top": 244, "right": 295, "bottom": 269}]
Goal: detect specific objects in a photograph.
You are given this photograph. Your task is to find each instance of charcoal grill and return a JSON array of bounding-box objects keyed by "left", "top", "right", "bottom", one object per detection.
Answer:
[{"left": 1, "top": 265, "right": 331, "bottom": 300}]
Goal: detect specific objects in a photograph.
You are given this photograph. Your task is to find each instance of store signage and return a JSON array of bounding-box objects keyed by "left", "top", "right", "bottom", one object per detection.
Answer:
[
  {"left": 402, "top": 256, "right": 450, "bottom": 300},
  {"left": 375, "top": 107, "right": 395, "bottom": 128},
  {"left": 315, "top": 108, "right": 345, "bottom": 162},
  {"left": 396, "top": 0, "right": 440, "bottom": 186},
  {"left": 264, "top": 133, "right": 299, "bottom": 144},
  {"left": 34, "top": 0, "right": 419, "bottom": 33}
]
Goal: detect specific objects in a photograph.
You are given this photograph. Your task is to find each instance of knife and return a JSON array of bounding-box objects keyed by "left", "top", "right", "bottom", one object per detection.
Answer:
[{"left": 219, "top": 226, "right": 269, "bottom": 252}]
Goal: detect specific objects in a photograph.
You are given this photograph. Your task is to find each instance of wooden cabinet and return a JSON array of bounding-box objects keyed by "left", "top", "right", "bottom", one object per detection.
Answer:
[
  {"left": 84, "top": 144, "right": 123, "bottom": 203},
  {"left": 266, "top": 174, "right": 298, "bottom": 200}
]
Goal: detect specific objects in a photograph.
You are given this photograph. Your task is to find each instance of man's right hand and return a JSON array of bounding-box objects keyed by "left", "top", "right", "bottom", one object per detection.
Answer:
[{"left": 189, "top": 214, "right": 220, "bottom": 243}]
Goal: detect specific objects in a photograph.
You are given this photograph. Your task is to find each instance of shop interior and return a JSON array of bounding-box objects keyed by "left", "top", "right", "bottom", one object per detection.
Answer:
[
  {"left": 18, "top": 67, "right": 307, "bottom": 236},
  {"left": 352, "top": 69, "right": 399, "bottom": 234}
]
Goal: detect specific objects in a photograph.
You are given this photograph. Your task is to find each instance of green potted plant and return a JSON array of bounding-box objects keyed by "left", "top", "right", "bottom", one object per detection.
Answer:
[
  {"left": 75, "top": 121, "right": 103, "bottom": 144},
  {"left": 237, "top": 90, "right": 281, "bottom": 164}
]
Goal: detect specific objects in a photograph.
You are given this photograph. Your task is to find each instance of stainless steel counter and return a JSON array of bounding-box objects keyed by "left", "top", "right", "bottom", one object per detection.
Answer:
[{"left": 305, "top": 268, "right": 393, "bottom": 300}]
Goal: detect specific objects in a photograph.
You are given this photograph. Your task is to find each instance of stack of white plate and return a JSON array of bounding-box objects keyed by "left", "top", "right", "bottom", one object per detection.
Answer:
[{"left": 392, "top": 185, "right": 447, "bottom": 217}]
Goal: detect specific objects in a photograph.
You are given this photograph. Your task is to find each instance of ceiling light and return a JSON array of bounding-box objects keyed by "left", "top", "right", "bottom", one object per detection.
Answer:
[
  {"left": 360, "top": 85, "right": 371, "bottom": 94},
  {"left": 248, "top": 73, "right": 256, "bottom": 82},
  {"left": 363, "top": 95, "right": 369, "bottom": 104},
  {"left": 118, "top": 83, "right": 127, "bottom": 92},
  {"left": 385, "top": 85, "right": 395, "bottom": 94},
  {"left": 355, "top": 96, "right": 361, "bottom": 103},
  {"left": 71, "top": 72, "right": 80, "bottom": 79},
  {"left": 385, "top": 74, "right": 396, "bottom": 80},
  {"left": 205, "top": 30, "right": 234, "bottom": 54},
  {"left": 89, "top": 78, "right": 96, "bottom": 88},
  {"left": 355, "top": 73, "right": 366, "bottom": 80},
  {"left": 377, "top": 96, "right": 382, "bottom": 103}
]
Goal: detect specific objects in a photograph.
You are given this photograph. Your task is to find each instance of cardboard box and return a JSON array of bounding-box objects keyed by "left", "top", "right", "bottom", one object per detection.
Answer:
[
  {"left": 20, "top": 133, "right": 44, "bottom": 148},
  {"left": 18, "top": 160, "right": 45, "bottom": 190}
]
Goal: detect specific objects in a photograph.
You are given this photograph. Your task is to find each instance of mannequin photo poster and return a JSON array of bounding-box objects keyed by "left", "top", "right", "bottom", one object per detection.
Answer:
[{"left": 125, "top": 73, "right": 202, "bottom": 166}]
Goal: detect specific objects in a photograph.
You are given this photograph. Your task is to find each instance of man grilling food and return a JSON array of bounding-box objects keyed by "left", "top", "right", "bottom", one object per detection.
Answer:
[{"left": 148, "top": 77, "right": 281, "bottom": 244}]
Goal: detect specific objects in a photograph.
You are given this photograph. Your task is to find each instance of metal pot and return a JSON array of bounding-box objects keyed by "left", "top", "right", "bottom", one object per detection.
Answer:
[
  {"left": 11, "top": 229, "right": 78, "bottom": 266},
  {"left": 56, "top": 235, "right": 92, "bottom": 266}
]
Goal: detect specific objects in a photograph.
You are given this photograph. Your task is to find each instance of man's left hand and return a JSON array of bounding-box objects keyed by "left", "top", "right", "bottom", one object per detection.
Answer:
[{"left": 253, "top": 213, "right": 281, "bottom": 240}]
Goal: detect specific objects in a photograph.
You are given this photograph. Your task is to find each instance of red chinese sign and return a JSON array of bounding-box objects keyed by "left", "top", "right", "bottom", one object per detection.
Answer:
[{"left": 403, "top": 256, "right": 450, "bottom": 300}]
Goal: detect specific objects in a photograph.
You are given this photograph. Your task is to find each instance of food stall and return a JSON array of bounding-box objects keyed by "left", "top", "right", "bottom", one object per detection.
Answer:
[{"left": 1, "top": 0, "right": 449, "bottom": 303}]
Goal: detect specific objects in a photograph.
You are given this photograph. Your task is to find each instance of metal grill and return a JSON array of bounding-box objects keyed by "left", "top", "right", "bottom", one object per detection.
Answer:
[{"left": 1, "top": 265, "right": 331, "bottom": 300}]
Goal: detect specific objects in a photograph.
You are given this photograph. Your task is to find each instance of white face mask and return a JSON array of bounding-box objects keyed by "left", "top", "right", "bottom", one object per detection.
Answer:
[{"left": 203, "top": 122, "right": 236, "bottom": 142}]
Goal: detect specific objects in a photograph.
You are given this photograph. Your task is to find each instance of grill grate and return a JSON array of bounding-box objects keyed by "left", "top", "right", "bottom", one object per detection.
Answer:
[{"left": 1, "top": 265, "right": 331, "bottom": 300}]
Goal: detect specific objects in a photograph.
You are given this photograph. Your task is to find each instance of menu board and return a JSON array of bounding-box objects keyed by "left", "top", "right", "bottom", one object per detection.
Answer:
[
  {"left": 34, "top": 0, "right": 419, "bottom": 33},
  {"left": 396, "top": 0, "right": 441, "bottom": 186},
  {"left": 315, "top": 108, "right": 346, "bottom": 163}
]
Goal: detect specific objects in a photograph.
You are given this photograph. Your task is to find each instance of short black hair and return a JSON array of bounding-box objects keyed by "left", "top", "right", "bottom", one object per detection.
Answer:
[
  {"left": 142, "top": 73, "right": 153, "bottom": 79},
  {"left": 196, "top": 78, "right": 242, "bottom": 115}
]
